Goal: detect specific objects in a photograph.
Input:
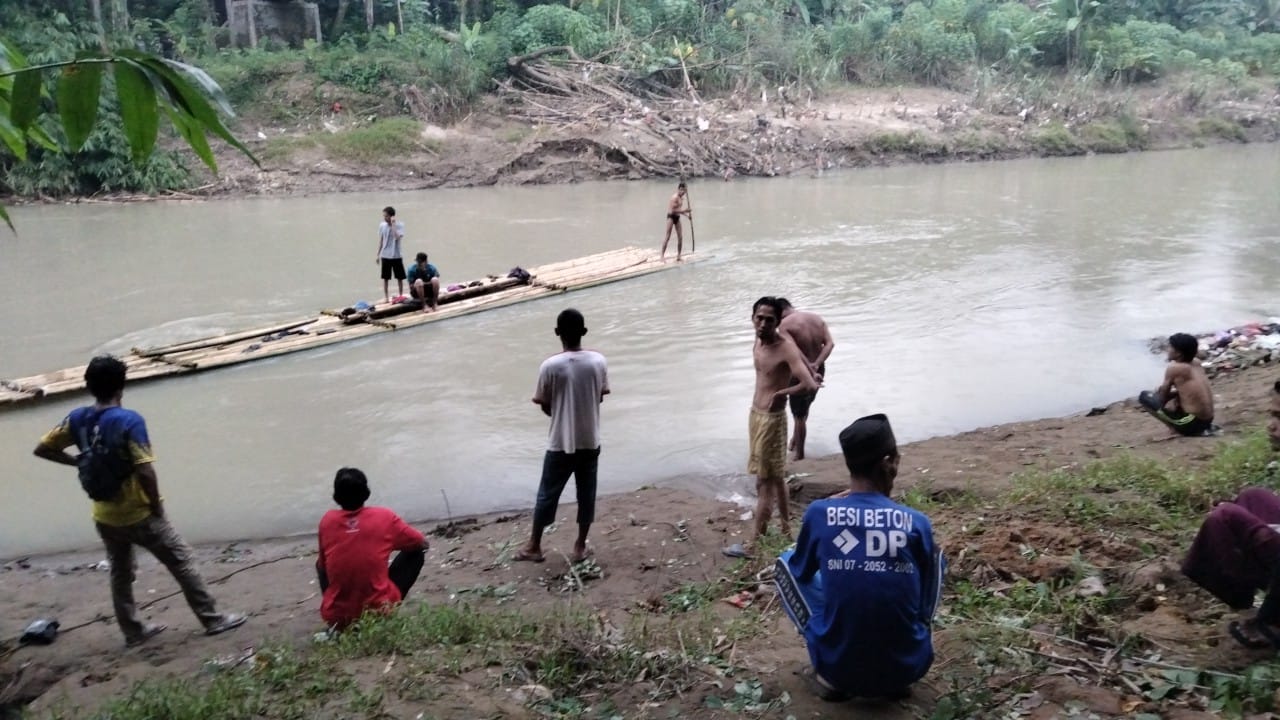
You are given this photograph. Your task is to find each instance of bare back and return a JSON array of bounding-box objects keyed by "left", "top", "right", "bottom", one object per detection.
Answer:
[
  {"left": 754, "top": 336, "right": 805, "bottom": 412},
  {"left": 1168, "top": 361, "right": 1214, "bottom": 419},
  {"left": 779, "top": 310, "right": 830, "bottom": 365}
]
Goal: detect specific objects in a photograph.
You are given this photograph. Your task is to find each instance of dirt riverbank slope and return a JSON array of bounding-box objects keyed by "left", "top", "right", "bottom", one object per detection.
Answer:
[{"left": 3, "top": 363, "right": 1278, "bottom": 718}]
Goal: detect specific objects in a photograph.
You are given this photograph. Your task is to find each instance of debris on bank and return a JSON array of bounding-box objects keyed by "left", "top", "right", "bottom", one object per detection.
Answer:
[{"left": 1148, "top": 318, "right": 1280, "bottom": 378}]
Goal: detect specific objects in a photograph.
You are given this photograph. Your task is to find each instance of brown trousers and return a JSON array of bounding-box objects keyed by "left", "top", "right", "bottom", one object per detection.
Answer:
[{"left": 95, "top": 515, "right": 222, "bottom": 641}]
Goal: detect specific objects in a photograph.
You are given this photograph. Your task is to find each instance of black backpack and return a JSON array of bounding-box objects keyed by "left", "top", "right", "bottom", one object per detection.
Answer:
[{"left": 75, "top": 408, "right": 134, "bottom": 502}]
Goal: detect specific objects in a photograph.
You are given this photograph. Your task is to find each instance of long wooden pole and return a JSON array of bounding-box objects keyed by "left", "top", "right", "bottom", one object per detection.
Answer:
[{"left": 686, "top": 185, "right": 696, "bottom": 254}]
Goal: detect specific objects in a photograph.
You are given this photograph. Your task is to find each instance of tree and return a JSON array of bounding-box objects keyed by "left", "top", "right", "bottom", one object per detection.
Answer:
[{"left": 0, "top": 37, "right": 256, "bottom": 231}]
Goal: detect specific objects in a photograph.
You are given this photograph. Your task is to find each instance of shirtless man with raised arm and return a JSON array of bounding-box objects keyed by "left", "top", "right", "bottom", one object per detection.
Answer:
[
  {"left": 778, "top": 298, "right": 835, "bottom": 460},
  {"left": 729, "top": 297, "right": 817, "bottom": 556},
  {"left": 1138, "top": 332, "right": 1216, "bottom": 436}
]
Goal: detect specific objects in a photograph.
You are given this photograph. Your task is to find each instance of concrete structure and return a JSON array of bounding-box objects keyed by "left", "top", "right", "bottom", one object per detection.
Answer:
[{"left": 228, "top": 0, "right": 322, "bottom": 48}]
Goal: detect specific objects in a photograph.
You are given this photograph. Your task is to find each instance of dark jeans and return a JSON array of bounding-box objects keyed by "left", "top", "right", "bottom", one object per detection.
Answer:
[
  {"left": 533, "top": 448, "right": 601, "bottom": 530},
  {"left": 316, "top": 548, "right": 425, "bottom": 600}
]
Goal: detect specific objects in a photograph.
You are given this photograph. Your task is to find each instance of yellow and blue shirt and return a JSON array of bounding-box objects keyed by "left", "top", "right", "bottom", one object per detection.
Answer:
[{"left": 40, "top": 406, "right": 157, "bottom": 527}]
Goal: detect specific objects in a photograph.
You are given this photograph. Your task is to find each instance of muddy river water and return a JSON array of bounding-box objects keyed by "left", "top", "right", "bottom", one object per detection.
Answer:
[{"left": 1, "top": 145, "right": 1277, "bottom": 556}]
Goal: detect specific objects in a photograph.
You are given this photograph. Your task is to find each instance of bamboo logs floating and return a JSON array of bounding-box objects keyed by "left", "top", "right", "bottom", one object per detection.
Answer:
[{"left": 0, "top": 247, "right": 703, "bottom": 409}]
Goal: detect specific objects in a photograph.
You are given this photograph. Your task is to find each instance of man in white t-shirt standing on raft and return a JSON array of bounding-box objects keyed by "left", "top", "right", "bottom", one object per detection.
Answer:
[
  {"left": 376, "top": 206, "right": 406, "bottom": 303},
  {"left": 515, "top": 309, "right": 610, "bottom": 564}
]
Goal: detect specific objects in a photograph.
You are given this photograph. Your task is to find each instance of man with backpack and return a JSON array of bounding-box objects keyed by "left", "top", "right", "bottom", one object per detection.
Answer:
[{"left": 33, "top": 355, "right": 246, "bottom": 647}]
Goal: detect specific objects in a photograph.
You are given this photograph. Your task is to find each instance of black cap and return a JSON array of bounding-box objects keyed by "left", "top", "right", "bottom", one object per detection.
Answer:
[{"left": 839, "top": 414, "right": 897, "bottom": 473}]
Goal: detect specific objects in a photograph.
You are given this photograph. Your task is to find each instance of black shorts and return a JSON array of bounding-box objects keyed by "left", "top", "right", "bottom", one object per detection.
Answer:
[
  {"left": 667, "top": 212, "right": 681, "bottom": 223},
  {"left": 1138, "top": 390, "right": 1214, "bottom": 436},
  {"left": 381, "top": 258, "right": 406, "bottom": 281},
  {"left": 789, "top": 363, "right": 824, "bottom": 418}
]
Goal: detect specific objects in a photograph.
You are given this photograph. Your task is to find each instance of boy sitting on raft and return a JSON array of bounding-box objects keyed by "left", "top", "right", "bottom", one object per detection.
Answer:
[{"left": 1139, "top": 332, "right": 1216, "bottom": 436}]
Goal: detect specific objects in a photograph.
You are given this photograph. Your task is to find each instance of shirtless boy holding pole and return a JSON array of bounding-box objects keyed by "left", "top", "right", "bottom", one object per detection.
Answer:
[{"left": 660, "top": 182, "right": 691, "bottom": 262}]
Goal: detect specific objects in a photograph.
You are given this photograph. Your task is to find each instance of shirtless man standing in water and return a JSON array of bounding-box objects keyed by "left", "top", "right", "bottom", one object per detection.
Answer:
[
  {"left": 778, "top": 299, "right": 835, "bottom": 460},
  {"left": 726, "top": 297, "right": 817, "bottom": 557},
  {"left": 1139, "top": 332, "right": 1216, "bottom": 436},
  {"left": 660, "top": 182, "right": 690, "bottom": 262}
]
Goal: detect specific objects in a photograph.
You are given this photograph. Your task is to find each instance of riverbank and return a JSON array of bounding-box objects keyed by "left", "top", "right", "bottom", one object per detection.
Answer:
[
  {"left": 3, "top": 363, "right": 1278, "bottom": 718},
  {"left": 5, "top": 78, "right": 1277, "bottom": 205},
  {"left": 200, "top": 79, "right": 1280, "bottom": 197}
]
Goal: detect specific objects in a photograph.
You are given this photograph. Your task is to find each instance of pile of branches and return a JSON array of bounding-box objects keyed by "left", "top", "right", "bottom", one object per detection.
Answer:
[{"left": 497, "top": 46, "right": 820, "bottom": 179}]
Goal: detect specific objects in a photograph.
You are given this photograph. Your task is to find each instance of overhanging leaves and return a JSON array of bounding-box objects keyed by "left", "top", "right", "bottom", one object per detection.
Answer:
[
  {"left": 114, "top": 61, "right": 159, "bottom": 163},
  {"left": 165, "top": 105, "right": 216, "bottom": 172},
  {"left": 10, "top": 68, "right": 41, "bottom": 130},
  {"left": 57, "top": 60, "right": 103, "bottom": 152},
  {"left": 119, "top": 51, "right": 258, "bottom": 167}
]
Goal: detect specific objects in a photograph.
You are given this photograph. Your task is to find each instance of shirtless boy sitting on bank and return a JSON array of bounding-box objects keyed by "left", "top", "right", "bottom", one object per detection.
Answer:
[{"left": 1138, "top": 332, "right": 1216, "bottom": 436}]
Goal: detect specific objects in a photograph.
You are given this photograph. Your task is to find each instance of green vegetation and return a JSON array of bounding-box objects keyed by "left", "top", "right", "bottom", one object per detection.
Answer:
[
  {"left": 932, "top": 433, "right": 1280, "bottom": 717},
  {"left": 262, "top": 118, "right": 434, "bottom": 164},
  {"left": 1, "top": 0, "right": 1277, "bottom": 197}
]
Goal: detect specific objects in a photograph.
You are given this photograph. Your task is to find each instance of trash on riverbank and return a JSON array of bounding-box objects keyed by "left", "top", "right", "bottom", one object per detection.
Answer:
[{"left": 1148, "top": 318, "right": 1280, "bottom": 379}]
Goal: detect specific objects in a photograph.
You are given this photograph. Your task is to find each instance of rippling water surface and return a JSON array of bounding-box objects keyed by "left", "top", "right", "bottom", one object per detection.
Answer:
[{"left": 1, "top": 145, "right": 1277, "bottom": 555}]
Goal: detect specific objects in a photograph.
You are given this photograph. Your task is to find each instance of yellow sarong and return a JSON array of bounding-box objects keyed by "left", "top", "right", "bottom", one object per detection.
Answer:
[{"left": 748, "top": 408, "right": 788, "bottom": 478}]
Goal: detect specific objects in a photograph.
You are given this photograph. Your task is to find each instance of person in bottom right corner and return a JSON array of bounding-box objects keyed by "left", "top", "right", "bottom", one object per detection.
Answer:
[
  {"left": 776, "top": 413, "right": 945, "bottom": 702},
  {"left": 1182, "top": 380, "right": 1280, "bottom": 648}
]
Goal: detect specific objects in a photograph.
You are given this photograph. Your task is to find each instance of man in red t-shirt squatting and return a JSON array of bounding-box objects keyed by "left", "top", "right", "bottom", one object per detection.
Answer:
[{"left": 316, "top": 468, "right": 430, "bottom": 630}]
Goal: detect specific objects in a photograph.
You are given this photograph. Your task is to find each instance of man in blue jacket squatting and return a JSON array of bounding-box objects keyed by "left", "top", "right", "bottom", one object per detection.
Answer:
[{"left": 776, "top": 413, "right": 944, "bottom": 702}]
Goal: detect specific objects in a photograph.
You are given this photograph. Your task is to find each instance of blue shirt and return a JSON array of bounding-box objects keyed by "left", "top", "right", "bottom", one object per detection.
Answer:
[
  {"left": 39, "top": 406, "right": 157, "bottom": 527},
  {"left": 407, "top": 262, "right": 438, "bottom": 284},
  {"left": 787, "top": 492, "right": 943, "bottom": 695}
]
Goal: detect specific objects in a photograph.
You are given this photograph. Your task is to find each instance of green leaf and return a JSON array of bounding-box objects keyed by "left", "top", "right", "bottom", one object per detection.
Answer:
[
  {"left": 123, "top": 54, "right": 258, "bottom": 167},
  {"left": 114, "top": 62, "right": 159, "bottom": 163},
  {"left": 10, "top": 68, "right": 41, "bottom": 131},
  {"left": 0, "top": 203, "right": 12, "bottom": 233},
  {"left": 26, "top": 123, "right": 57, "bottom": 152},
  {"left": 165, "top": 105, "right": 216, "bottom": 173},
  {"left": 160, "top": 58, "right": 235, "bottom": 118},
  {"left": 0, "top": 113, "right": 27, "bottom": 161},
  {"left": 56, "top": 61, "right": 103, "bottom": 152}
]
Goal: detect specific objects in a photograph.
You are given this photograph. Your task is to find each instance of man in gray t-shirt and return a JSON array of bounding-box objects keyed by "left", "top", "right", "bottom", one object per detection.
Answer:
[
  {"left": 376, "top": 206, "right": 406, "bottom": 302},
  {"left": 515, "top": 309, "right": 610, "bottom": 564}
]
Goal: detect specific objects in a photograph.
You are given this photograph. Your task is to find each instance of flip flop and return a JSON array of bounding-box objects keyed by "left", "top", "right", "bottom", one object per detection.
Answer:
[
  {"left": 513, "top": 549, "right": 546, "bottom": 563},
  {"left": 1229, "top": 619, "right": 1276, "bottom": 650},
  {"left": 569, "top": 548, "right": 593, "bottom": 564},
  {"left": 721, "top": 543, "right": 752, "bottom": 559},
  {"left": 205, "top": 613, "right": 247, "bottom": 636},
  {"left": 125, "top": 622, "right": 166, "bottom": 647}
]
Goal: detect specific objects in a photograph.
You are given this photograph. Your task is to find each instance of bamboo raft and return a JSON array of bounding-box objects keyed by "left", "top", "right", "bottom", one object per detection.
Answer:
[{"left": 0, "top": 246, "right": 704, "bottom": 408}]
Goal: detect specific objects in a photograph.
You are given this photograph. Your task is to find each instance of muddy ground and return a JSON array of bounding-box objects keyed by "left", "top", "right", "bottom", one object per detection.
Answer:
[{"left": 2, "top": 362, "right": 1277, "bottom": 718}]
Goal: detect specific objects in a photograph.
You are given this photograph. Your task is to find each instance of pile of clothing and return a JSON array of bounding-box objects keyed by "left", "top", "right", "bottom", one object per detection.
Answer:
[{"left": 1149, "top": 319, "right": 1280, "bottom": 379}]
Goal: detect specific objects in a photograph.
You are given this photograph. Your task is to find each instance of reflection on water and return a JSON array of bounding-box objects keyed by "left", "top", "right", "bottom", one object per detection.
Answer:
[{"left": 1, "top": 145, "right": 1277, "bottom": 555}]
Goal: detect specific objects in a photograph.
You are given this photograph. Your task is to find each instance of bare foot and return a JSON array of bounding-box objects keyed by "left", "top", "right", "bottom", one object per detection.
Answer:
[{"left": 570, "top": 544, "right": 592, "bottom": 563}]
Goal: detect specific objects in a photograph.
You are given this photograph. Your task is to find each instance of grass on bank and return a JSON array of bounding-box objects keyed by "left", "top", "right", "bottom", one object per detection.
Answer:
[
  {"left": 38, "top": 434, "right": 1280, "bottom": 719},
  {"left": 258, "top": 118, "right": 437, "bottom": 165},
  {"left": 933, "top": 432, "right": 1280, "bottom": 718}
]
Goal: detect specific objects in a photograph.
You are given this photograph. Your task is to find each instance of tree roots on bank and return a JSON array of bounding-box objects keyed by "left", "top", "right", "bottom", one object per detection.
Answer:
[{"left": 497, "top": 47, "right": 825, "bottom": 181}]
